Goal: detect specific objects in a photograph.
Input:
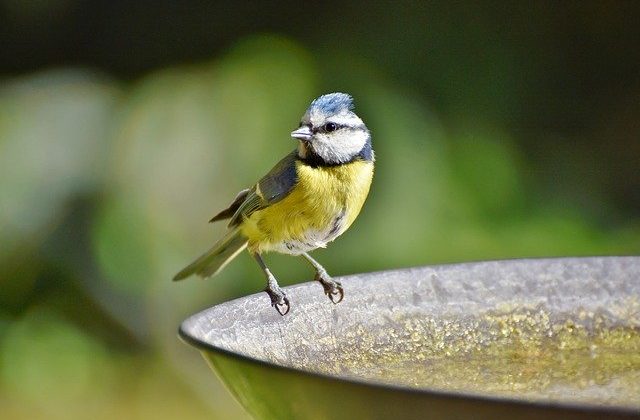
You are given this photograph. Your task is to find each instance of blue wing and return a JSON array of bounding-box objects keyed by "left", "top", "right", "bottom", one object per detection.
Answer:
[{"left": 210, "top": 151, "right": 299, "bottom": 227}]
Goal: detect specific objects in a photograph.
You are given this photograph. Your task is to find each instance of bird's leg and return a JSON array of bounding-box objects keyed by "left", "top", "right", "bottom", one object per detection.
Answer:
[
  {"left": 301, "top": 252, "right": 344, "bottom": 304},
  {"left": 252, "top": 252, "right": 290, "bottom": 316}
]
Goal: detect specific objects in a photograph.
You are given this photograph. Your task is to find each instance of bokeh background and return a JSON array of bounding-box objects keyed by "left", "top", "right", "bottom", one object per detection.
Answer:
[{"left": 1, "top": 1, "right": 639, "bottom": 419}]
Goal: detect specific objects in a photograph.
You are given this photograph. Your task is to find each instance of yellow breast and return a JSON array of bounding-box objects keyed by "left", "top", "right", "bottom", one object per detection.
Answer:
[{"left": 241, "top": 160, "right": 374, "bottom": 254}]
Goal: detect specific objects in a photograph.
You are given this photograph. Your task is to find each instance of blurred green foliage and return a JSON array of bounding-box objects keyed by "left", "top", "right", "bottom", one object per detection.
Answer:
[{"left": 1, "top": 2, "right": 639, "bottom": 419}]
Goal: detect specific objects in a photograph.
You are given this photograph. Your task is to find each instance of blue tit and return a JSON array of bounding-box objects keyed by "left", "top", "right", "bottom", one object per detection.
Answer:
[{"left": 173, "top": 92, "right": 374, "bottom": 315}]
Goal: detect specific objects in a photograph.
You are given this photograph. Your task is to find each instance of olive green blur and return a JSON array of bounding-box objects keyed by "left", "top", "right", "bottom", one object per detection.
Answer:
[{"left": 1, "top": 2, "right": 639, "bottom": 419}]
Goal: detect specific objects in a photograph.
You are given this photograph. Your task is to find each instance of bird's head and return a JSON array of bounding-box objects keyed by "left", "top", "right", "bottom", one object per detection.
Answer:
[{"left": 291, "top": 92, "right": 372, "bottom": 166}]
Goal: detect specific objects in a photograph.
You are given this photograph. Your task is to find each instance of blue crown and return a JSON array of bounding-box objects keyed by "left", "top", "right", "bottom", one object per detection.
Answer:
[{"left": 309, "top": 92, "right": 354, "bottom": 115}]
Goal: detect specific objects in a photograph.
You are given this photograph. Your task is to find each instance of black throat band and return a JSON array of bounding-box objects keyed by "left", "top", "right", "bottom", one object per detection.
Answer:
[{"left": 298, "top": 138, "right": 374, "bottom": 168}]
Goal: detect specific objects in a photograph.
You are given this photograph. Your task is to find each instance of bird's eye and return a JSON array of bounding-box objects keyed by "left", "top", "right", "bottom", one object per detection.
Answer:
[{"left": 324, "top": 122, "right": 338, "bottom": 132}]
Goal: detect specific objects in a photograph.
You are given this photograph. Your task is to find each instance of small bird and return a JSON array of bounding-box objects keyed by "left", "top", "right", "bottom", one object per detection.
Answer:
[{"left": 173, "top": 93, "right": 374, "bottom": 315}]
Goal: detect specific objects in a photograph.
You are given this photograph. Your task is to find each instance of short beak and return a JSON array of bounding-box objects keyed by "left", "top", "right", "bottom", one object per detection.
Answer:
[{"left": 291, "top": 126, "right": 312, "bottom": 141}]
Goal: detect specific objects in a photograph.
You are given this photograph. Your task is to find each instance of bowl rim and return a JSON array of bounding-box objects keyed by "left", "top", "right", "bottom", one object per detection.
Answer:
[{"left": 179, "top": 256, "right": 640, "bottom": 416}]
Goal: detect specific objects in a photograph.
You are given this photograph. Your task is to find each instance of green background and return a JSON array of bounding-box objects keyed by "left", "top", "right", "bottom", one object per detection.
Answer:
[{"left": 1, "top": 2, "right": 638, "bottom": 419}]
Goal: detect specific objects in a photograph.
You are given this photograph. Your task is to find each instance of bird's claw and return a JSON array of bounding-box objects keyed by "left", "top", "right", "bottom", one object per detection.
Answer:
[
  {"left": 316, "top": 273, "right": 344, "bottom": 304},
  {"left": 274, "top": 296, "right": 290, "bottom": 316},
  {"left": 265, "top": 287, "right": 290, "bottom": 316}
]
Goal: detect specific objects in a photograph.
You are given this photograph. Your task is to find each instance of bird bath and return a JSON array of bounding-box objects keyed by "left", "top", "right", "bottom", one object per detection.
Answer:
[{"left": 180, "top": 257, "right": 640, "bottom": 419}]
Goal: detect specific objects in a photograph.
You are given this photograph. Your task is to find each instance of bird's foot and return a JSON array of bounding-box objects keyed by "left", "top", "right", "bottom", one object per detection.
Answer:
[
  {"left": 265, "top": 284, "right": 290, "bottom": 316},
  {"left": 315, "top": 271, "right": 344, "bottom": 304}
]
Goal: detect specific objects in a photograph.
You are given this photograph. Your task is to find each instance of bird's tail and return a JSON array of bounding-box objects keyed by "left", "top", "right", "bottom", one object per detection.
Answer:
[{"left": 173, "top": 227, "right": 248, "bottom": 281}]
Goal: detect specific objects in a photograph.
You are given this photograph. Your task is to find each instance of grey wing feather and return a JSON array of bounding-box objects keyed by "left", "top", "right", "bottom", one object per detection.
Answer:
[
  {"left": 228, "top": 151, "right": 298, "bottom": 226},
  {"left": 209, "top": 188, "right": 250, "bottom": 223}
]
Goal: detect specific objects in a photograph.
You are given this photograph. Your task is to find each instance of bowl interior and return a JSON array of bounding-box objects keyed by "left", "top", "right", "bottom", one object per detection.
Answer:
[{"left": 181, "top": 257, "right": 640, "bottom": 409}]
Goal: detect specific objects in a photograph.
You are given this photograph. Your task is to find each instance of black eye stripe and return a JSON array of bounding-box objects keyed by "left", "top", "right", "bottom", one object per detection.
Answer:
[
  {"left": 312, "top": 123, "right": 347, "bottom": 133},
  {"left": 327, "top": 122, "right": 339, "bottom": 132}
]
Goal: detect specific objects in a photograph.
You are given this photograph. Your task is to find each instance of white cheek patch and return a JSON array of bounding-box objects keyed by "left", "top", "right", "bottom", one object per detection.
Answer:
[
  {"left": 305, "top": 110, "right": 369, "bottom": 164},
  {"left": 312, "top": 129, "right": 368, "bottom": 163}
]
